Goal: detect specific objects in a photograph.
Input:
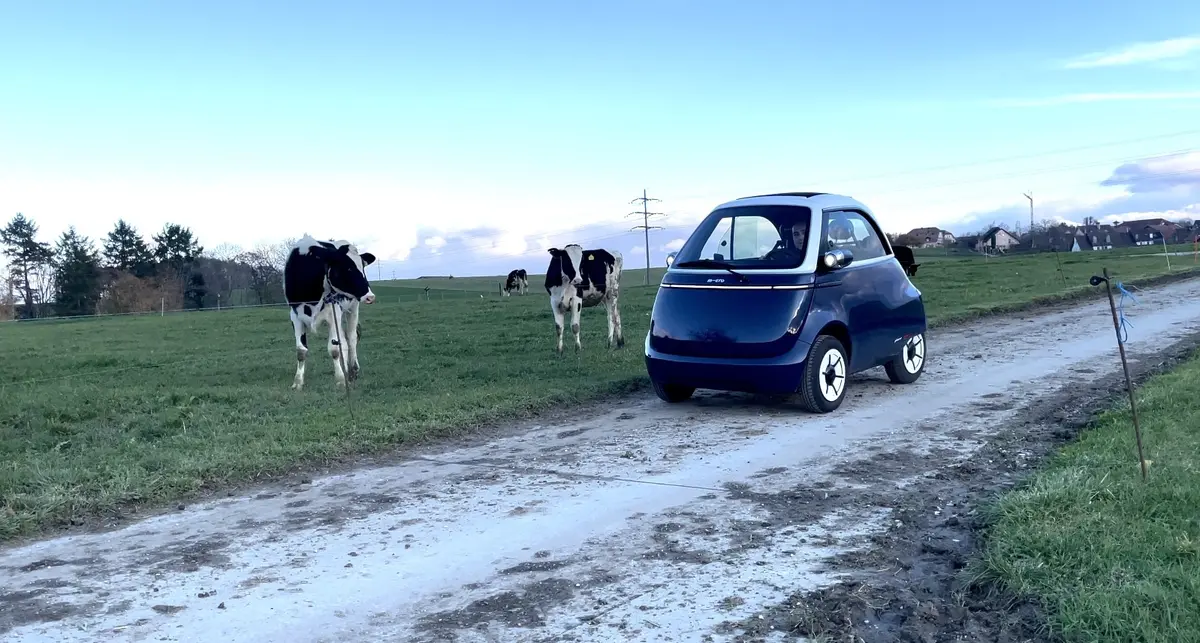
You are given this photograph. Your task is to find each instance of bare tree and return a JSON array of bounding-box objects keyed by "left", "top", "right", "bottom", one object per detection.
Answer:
[
  {"left": 235, "top": 245, "right": 287, "bottom": 305},
  {"left": 202, "top": 242, "right": 245, "bottom": 306},
  {"left": 206, "top": 242, "right": 244, "bottom": 262},
  {"left": 254, "top": 237, "right": 296, "bottom": 271}
]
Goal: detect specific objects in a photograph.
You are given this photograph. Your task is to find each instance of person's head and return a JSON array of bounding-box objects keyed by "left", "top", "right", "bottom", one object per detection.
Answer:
[
  {"left": 829, "top": 217, "right": 852, "bottom": 241},
  {"left": 791, "top": 225, "right": 807, "bottom": 249}
]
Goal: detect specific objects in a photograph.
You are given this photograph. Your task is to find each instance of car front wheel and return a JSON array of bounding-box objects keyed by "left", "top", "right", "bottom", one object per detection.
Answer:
[
  {"left": 799, "top": 335, "right": 849, "bottom": 413},
  {"left": 652, "top": 380, "right": 695, "bottom": 403},
  {"left": 884, "top": 332, "right": 926, "bottom": 384}
]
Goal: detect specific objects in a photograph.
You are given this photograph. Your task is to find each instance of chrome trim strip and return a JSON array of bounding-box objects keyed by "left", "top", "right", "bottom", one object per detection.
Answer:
[{"left": 659, "top": 283, "right": 813, "bottom": 291}]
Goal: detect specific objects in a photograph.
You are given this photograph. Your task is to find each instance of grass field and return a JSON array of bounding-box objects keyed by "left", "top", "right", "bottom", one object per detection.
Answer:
[
  {"left": 1, "top": 251, "right": 1197, "bottom": 541},
  {"left": 982, "top": 351, "right": 1200, "bottom": 643}
]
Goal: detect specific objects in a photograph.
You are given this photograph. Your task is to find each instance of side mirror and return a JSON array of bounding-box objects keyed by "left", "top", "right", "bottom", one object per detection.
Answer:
[
  {"left": 822, "top": 248, "right": 854, "bottom": 270},
  {"left": 665, "top": 251, "right": 677, "bottom": 267}
]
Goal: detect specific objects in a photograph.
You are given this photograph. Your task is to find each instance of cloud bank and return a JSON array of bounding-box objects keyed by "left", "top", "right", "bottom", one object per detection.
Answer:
[
  {"left": 945, "top": 153, "right": 1200, "bottom": 234},
  {"left": 1062, "top": 35, "right": 1200, "bottom": 69}
]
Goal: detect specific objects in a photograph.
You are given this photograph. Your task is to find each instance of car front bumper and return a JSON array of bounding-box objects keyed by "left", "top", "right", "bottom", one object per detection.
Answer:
[{"left": 644, "top": 333, "right": 814, "bottom": 395}]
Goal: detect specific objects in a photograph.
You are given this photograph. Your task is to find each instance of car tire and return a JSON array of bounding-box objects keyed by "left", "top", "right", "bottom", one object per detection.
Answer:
[
  {"left": 799, "top": 335, "right": 849, "bottom": 413},
  {"left": 652, "top": 380, "right": 695, "bottom": 403},
  {"left": 884, "top": 332, "right": 926, "bottom": 384}
]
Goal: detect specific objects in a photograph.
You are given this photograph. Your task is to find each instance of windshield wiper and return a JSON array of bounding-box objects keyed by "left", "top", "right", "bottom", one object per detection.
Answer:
[{"left": 675, "top": 259, "right": 749, "bottom": 282}]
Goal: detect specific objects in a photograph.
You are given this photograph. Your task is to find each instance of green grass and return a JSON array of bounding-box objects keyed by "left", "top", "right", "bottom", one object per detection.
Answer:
[
  {"left": 0, "top": 253, "right": 1196, "bottom": 541},
  {"left": 981, "top": 352, "right": 1200, "bottom": 643}
]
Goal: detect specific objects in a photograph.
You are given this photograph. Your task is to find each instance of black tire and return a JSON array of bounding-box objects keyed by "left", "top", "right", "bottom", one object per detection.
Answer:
[
  {"left": 799, "top": 335, "right": 849, "bottom": 414},
  {"left": 884, "top": 332, "right": 926, "bottom": 384},
  {"left": 652, "top": 380, "right": 695, "bottom": 403}
]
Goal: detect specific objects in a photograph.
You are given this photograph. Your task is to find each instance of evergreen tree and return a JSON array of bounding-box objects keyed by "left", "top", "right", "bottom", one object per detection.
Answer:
[
  {"left": 152, "top": 223, "right": 203, "bottom": 283},
  {"left": 184, "top": 271, "right": 208, "bottom": 309},
  {"left": 0, "top": 213, "right": 55, "bottom": 316},
  {"left": 103, "top": 219, "right": 154, "bottom": 277},
  {"left": 53, "top": 227, "right": 103, "bottom": 316}
]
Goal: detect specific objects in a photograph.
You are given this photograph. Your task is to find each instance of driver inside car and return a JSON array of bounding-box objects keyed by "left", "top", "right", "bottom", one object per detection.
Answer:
[{"left": 764, "top": 223, "right": 808, "bottom": 261}]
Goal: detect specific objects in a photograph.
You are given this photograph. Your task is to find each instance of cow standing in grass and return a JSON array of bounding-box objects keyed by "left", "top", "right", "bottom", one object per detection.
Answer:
[
  {"left": 544, "top": 244, "right": 624, "bottom": 354},
  {"left": 283, "top": 235, "right": 377, "bottom": 389},
  {"left": 501, "top": 269, "right": 529, "bottom": 296}
]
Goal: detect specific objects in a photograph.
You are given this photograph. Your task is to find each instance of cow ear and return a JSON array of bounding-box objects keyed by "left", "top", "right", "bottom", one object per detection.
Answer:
[
  {"left": 547, "top": 248, "right": 559, "bottom": 255},
  {"left": 360, "top": 252, "right": 376, "bottom": 266},
  {"left": 307, "top": 244, "right": 333, "bottom": 261}
]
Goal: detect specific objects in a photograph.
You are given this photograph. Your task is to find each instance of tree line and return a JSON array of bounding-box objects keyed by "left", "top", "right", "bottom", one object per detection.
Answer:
[{"left": 0, "top": 213, "right": 296, "bottom": 321}]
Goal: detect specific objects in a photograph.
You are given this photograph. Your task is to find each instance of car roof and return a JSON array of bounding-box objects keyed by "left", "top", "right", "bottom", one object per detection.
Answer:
[{"left": 713, "top": 192, "right": 874, "bottom": 216}]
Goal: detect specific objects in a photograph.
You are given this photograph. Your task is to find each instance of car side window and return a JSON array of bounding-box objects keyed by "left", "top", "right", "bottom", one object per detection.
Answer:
[{"left": 823, "top": 210, "right": 887, "bottom": 261}]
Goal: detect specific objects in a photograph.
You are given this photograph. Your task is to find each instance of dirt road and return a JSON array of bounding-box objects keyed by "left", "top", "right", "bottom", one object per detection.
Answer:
[{"left": 5, "top": 277, "right": 1200, "bottom": 642}]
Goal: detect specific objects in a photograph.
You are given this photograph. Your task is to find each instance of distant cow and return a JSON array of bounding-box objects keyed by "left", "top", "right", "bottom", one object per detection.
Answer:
[
  {"left": 283, "top": 235, "right": 377, "bottom": 389},
  {"left": 892, "top": 245, "right": 920, "bottom": 277},
  {"left": 501, "top": 269, "right": 529, "bottom": 296},
  {"left": 544, "top": 244, "right": 624, "bottom": 354}
]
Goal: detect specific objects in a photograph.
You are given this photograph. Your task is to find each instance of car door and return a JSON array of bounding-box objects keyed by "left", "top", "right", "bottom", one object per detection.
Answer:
[{"left": 812, "top": 209, "right": 907, "bottom": 371}]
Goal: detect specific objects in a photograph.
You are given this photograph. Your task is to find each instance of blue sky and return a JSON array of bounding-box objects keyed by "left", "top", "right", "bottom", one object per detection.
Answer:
[{"left": 2, "top": 1, "right": 1199, "bottom": 278}]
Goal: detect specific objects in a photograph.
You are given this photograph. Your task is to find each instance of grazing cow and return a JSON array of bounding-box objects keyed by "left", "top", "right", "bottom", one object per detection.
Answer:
[
  {"left": 283, "top": 235, "right": 377, "bottom": 390},
  {"left": 544, "top": 244, "right": 624, "bottom": 354},
  {"left": 892, "top": 245, "right": 920, "bottom": 277},
  {"left": 501, "top": 268, "right": 529, "bottom": 296}
]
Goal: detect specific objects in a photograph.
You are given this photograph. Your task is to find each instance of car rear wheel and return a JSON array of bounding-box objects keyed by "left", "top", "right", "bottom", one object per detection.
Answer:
[
  {"left": 652, "top": 380, "right": 695, "bottom": 403},
  {"left": 799, "top": 335, "right": 849, "bottom": 413},
  {"left": 884, "top": 333, "right": 926, "bottom": 384}
]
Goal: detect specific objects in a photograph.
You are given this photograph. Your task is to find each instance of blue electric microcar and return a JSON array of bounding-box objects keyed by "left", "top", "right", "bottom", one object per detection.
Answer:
[{"left": 644, "top": 192, "right": 927, "bottom": 413}]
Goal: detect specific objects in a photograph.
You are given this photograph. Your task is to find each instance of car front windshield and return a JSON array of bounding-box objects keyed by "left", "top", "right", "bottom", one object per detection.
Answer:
[{"left": 673, "top": 205, "right": 812, "bottom": 269}]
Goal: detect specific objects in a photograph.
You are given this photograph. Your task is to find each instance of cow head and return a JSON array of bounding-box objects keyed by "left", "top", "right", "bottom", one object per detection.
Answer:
[
  {"left": 309, "top": 243, "right": 378, "bottom": 304},
  {"left": 548, "top": 245, "right": 584, "bottom": 287},
  {"left": 906, "top": 263, "right": 921, "bottom": 276}
]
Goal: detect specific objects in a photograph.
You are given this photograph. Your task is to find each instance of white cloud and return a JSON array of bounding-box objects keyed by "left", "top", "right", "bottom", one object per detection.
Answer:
[
  {"left": 1100, "top": 204, "right": 1200, "bottom": 223},
  {"left": 1063, "top": 36, "right": 1200, "bottom": 69},
  {"left": 660, "top": 238, "right": 686, "bottom": 252},
  {"left": 424, "top": 236, "right": 447, "bottom": 253},
  {"left": 994, "top": 91, "right": 1200, "bottom": 108},
  {"left": 0, "top": 172, "right": 648, "bottom": 267}
]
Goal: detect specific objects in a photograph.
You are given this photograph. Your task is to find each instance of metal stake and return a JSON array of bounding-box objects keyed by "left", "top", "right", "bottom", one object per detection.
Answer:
[{"left": 1091, "top": 268, "right": 1148, "bottom": 481}]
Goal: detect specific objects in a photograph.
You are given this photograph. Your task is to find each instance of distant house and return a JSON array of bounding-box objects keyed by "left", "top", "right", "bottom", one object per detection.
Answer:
[
  {"left": 1072, "top": 224, "right": 1134, "bottom": 251},
  {"left": 957, "top": 216, "right": 1197, "bottom": 256},
  {"left": 905, "top": 227, "right": 957, "bottom": 248},
  {"left": 976, "top": 227, "right": 1020, "bottom": 253},
  {"left": 1025, "top": 224, "right": 1078, "bottom": 252},
  {"left": 1125, "top": 225, "right": 1167, "bottom": 247}
]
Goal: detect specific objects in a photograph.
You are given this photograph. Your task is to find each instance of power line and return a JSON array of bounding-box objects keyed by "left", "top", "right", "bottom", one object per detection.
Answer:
[
  {"left": 661, "top": 128, "right": 1200, "bottom": 206},
  {"left": 628, "top": 189, "right": 665, "bottom": 285},
  {"left": 379, "top": 144, "right": 1198, "bottom": 274}
]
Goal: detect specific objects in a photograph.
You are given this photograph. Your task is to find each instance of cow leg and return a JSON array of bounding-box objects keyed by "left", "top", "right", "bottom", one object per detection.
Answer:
[
  {"left": 327, "top": 304, "right": 348, "bottom": 387},
  {"left": 345, "top": 303, "right": 362, "bottom": 382},
  {"left": 610, "top": 295, "right": 625, "bottom": 348},
  {"left": 551, "top": 297, "right": 566, "bottom": 354},
  {"left": 571, "top": 300, "right": 582, "bottom": 352},
  {"left": 603, "top": 300, "right": 616, "bottom": 348},
  {"left": 290, "top": 311, "right": 309, "bottom": 390}
]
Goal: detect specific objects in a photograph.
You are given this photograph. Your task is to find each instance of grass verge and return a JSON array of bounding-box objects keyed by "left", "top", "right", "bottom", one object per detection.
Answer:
[
  {"left": 1, "top": 251, "right": 1198, "bottom": 542},
  {"left": 981, "top": 350, "right": 1200, "bottom": 643}
]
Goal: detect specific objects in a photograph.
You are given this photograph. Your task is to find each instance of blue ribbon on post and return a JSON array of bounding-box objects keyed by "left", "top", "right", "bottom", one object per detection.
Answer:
[{"left": 1115, "top": 281, "right": 1137, "bottom": 344}]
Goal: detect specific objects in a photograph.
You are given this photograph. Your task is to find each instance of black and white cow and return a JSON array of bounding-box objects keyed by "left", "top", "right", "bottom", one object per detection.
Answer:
[
  {"left": 501, "top": 268, "right": 529, "bottom": 296},
  {"left": 283, "top": 235, "right": 377, "bottom": 389},
  {"left": 544, "top": 244, "right": 624, "bottom": 354},
  {"left": 892, "top": 245, "right": 920, "bottom": 277}
]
